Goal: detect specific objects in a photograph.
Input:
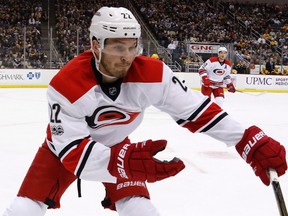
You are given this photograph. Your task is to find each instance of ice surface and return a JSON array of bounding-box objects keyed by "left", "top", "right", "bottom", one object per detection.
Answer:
[{"left": 0, "top": 88, "right": 287, "bottom": 216}]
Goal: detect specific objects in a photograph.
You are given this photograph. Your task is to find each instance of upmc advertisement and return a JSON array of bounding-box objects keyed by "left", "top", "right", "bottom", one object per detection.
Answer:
[
  {"left": 174, "top": 73, "right": 288, "bottom": 93},
  {"left": 233, "top": 75, "right": 288, "bottom": 90}
]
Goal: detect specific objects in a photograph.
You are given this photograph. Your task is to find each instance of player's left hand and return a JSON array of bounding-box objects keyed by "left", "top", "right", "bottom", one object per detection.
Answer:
[
  {"left": 227, "top": 83, "right": 236, "bottom": 93},
  {"left": 108, "top": 139, "right": 185, "bottom": 183},
  {"left": 236, "top": 126, "right": 287, "bottom": 186}
]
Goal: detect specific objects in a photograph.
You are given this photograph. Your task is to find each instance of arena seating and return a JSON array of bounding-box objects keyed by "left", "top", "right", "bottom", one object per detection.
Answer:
[{"left": 0, "top": 0, "right": 287, "bottom": 70}]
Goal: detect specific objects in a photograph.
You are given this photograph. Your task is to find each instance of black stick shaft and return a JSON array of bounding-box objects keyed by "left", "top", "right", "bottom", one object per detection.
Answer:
[
  {"left": 270, "top": 170, "right": 288, "bottom": 216},
  {"left": 272, "top": 180, "right": 288, "bottom": 216}
]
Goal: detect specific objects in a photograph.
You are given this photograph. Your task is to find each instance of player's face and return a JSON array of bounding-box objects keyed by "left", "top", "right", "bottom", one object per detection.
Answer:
[
  {"left": 218, "top": 51, "right": 227, "bottom": 62},
  {"left": 100, "top": 38, "right": 138, "bottom": 80}
]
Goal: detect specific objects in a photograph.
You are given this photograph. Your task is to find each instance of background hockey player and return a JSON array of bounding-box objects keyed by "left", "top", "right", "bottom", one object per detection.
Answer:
[
  {"left": 199, "top": 47, "right": 236, "bottom": 107},
  {"left": 3, "top": 6, "right": 287, "bottom": 216}
]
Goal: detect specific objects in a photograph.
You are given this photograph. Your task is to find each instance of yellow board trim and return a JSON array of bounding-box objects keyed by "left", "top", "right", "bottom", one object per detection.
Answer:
[
  {"left": 192, "top": 88, "right": 288, "bottom": 93},
  {"left": 0, "top": 86, "right": 287, "bottom": 93},
  {"left": 0, "top": 85, "right": 48, "bottom": 88}
]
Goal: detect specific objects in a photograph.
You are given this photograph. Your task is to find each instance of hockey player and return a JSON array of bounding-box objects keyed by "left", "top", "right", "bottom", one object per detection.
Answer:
[
  {"left": 199, "top": 47, "right": 236, "bottom": 107},
  {"left": 3, "top": 6, "right": 287, "bottom": 216}
]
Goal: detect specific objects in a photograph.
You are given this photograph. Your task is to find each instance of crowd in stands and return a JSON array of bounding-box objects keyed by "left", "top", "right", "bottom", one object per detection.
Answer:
[
  {"left": 54, "top": 0, "right": 121, "bottom": 63},
  {"left": 131, "top": 0, "right": 288, "bottom": 72},
  {"left": 0, "top": 0, "right": 48, "bottom": 69},
  {"left": 222, "top": 1, "right": 288, "bottom": 66},
  {"left": 1, "top": 0, "right": 288, "bottom": 75}
]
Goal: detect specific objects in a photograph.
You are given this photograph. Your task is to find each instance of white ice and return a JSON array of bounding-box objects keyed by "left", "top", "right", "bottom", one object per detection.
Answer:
[{"left": 0, "top": 88, "right": 287, "bottom": 216}]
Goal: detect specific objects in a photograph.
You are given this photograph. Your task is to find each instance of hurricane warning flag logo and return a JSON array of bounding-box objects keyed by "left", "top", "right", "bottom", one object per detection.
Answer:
[
  {"left": 85, "top": 105, "right": 140, "bottom": 129},
  {"left": 213, "top": 69, "right": 225, "bottom": 75}
]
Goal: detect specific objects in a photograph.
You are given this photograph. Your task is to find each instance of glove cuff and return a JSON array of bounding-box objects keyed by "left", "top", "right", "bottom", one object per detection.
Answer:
[{"left": 235, "top": 126, "right": 268, "bottom": 163}]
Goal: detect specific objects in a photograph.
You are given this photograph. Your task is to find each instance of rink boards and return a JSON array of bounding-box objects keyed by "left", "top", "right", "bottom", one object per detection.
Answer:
[{"left": 0, "top": 69, "right": 287, "bottom": 93}]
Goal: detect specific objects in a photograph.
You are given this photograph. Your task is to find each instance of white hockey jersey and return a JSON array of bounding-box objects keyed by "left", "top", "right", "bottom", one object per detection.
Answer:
[
  {"left": 46, "top": 50, "right": 244, "bottom": 183},
  {"left": 199, "top": 57, "right": 232, "bottom": 88}
]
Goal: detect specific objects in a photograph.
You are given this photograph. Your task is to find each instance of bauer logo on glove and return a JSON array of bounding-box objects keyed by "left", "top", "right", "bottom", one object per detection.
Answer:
[
  {"left": 241, "top": 130, "right": 266, "bottom": 161},
  {"left": 109, "top": 139, "right": 185, "bottom": 183},
  {"left": 236, "top": 126, "right": 287, "bottom": 186}
]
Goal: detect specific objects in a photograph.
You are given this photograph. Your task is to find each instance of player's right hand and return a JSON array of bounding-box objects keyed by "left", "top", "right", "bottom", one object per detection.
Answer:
[
  {"left": 227, "top": 83, "right": 236, "bottom": 93},
  {"left": 108, "top": 139, "right": 185, "bottom": 183},
  {"left": 201, "top": 75, "right": 211, "bottom": 87}
]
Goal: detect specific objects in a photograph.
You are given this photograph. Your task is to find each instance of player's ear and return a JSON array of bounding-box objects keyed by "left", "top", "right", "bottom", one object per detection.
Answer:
[{"left": 91, "top": 37, "right": 100, "bottom": 57}]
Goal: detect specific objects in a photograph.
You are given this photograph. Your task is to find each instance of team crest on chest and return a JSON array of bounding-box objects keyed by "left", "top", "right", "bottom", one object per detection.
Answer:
[
  {"left": 213, "top": 69, "right": 225, "bottom": 75},
  {"left": 85, "top": 105, "right": 140, "bottom": 129}
]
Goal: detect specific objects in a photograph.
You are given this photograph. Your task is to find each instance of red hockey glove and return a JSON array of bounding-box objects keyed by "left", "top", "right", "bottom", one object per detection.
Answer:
[
  {"left": 201, "top": 75, "right": 211, "bottom": 87},
  {"left": 227, "top": 83, "right": 236, "bottom": 93},
  {"left": 236, "top": 126, "right": 287, "bottom": 186},
  {"left": 108, "top": 139, "right": 185, "bottom": 183}
]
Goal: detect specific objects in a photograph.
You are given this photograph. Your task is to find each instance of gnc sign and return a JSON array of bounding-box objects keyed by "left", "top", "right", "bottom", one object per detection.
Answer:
[{"left": 189, "top": 44, "right": 219, "bottom": 53}]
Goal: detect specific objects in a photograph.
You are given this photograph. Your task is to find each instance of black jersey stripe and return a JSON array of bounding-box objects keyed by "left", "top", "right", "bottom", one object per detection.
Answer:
[
  {"left": 200, "top": 112, "right": 228, "bottom": 132},
  {"left": 58, "top": 135, "right": 91, "bottom": 159},
  {"left": 176, "top": 98, "right": 211, "bottom": 125},
  {"left": 59, "top": 139, "right": 82, "bottom": 159},
  {"left": 76, "top": 141, "right": 96, "bottom": 177}
]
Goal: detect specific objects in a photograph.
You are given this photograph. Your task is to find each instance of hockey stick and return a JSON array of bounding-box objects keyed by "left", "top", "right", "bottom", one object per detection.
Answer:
[
  {"left": 236, "top": 90, "right": 265, "bottom": 96},
  {"left": 269, "top": 169, "right": 288, "bottom": 216}
]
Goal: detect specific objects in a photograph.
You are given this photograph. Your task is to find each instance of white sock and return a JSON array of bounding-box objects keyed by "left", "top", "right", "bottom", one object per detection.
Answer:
[
  {"left": 116, "top": 196, "right": 161, "bottom": 216},
  {"left": 3, "top": 196, "right": 47, "bottom": 216}
]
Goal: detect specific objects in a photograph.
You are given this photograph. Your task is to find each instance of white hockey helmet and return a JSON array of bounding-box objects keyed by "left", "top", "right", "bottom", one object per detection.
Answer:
[
  {"left": 89, "top": 6, "right": 141, "bottom": 50},
  {"left": 218, "top": 47, "right": 228, "bottom": 53}
]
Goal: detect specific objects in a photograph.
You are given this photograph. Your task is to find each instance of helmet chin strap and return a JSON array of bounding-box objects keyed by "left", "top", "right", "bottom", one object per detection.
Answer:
[{"left": 91, "top": 48, "right": 118, "bottom": 80}]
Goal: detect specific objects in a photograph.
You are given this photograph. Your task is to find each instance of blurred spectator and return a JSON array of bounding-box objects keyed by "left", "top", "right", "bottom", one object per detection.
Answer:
[
  {"left": 271, "top": 66, "right": 282, "bottom": 75},
  {"left": 257, "top": 35, "right": 266, "bottom": 45},
  {"left": 265, "top": 57, "right": 275, "bottom": 73},
  {"left": 151, "top": 53, "right": 159, "bottom": 59},
  {"left": 233, "top": 60, "right": 247, "bottom": 74}
]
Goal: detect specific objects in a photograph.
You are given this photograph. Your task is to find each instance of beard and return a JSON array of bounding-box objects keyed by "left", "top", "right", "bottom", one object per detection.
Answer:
[{"left": 100, "top": 60, "right": 131, "bottom": 78}]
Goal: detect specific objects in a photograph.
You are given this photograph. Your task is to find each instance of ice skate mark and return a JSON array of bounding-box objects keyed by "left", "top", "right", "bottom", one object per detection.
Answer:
[
  {"left": 182, "top": 157, "right": 207, "bottom": 174},
  {"left": 166, "top": 146, "right": 207, "bottom": 174}
]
